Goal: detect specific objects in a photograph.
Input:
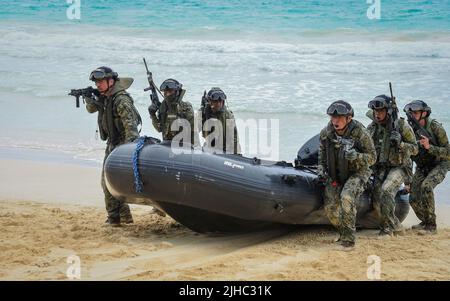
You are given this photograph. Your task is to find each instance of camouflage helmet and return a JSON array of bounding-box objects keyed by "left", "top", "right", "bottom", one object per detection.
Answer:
[
  {"left": 404, "top": 100, "right": 432, "bottom": 117},
  {"left": 327, "top": 100, "right": 354, "bottom": 117},
  {"left": 160, "top": 78, "right": 182, "bottom": 91},
  {"left": 368, "top": 94, "right": 392, "bottom": 110},
  {"left": 89, "top": 66, "right": 118, "bottom": 81},
  {"left": 207, "top": 87, "right": 227, "bottom": 102}
]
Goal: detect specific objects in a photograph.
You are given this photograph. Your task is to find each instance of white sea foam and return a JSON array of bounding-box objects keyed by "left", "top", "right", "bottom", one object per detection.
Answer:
[{"left": 0, "top": 21, "right": 449, "bottom": 163}]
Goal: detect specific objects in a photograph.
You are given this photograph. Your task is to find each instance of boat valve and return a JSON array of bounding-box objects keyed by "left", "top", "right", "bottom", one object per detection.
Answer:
[{"left": 274, "top": 203, "right": 284, "bottom": 213}]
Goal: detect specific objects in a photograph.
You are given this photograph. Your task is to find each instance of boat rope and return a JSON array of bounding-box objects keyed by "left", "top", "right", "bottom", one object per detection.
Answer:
[{"left": 132, "top": 136, "right": 147, "bottom": 193}]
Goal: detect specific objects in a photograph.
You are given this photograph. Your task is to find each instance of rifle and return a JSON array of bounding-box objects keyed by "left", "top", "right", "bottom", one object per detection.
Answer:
[
  {"left": 389, "top": 82, "right": 400, "bottom": 134},
  {"left": 336, "top": 136, "right": 355, "bottom": 154},
  {"left": 68, "top": 86, "right": 99, "bottom": 108},
  {"left": 200, "top": 90, "right": 210, "bottom": 123},
  {"left": 143, "top": 57, "right": 162, "bottom": 114},
  {"left": 405, "top": 111, "right": 438, "bottom": 146},
  {"left": 201, "top": 90, "right": 207, "bottom": 110}
]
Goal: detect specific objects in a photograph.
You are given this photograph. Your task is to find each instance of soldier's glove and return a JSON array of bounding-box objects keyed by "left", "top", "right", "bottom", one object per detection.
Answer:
[
  {"left": 318, "top": 175, "right": 327, "bottom": 184},
  {"left": 344, "top": 149, "right": 358, "bottom": 161},
  {"left": 316, "top": 168, "right": 327, "bottom": 186},
  {"left": 148, "top": 104, "right": 158, "bottom": 116},
  {"left": 390, "top": 131, "right": 402, "bottom": 144},
  {"left": 84, "top": 96, "right": 95, "bottom": 105},
  {"left": 84, "top": 96, "right": 102, "bottom": 108}
]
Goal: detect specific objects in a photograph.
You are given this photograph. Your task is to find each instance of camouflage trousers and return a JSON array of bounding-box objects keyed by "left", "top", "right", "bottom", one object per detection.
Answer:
[
  {"left": 101, "top": 145, "right": 132, "bottom": 222},
  {"left": 409, "top": 162, "right": 449, "bottom": 227},
  {"left": 324, "top": 173, "right": 369, "bottom": 243},
  {"left": 372, "top": 167, "right": 406, "bottom": 232}
]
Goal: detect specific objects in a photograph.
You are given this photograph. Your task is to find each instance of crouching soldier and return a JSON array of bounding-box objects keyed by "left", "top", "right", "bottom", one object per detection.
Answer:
[
  {"left": 367, "top": 95, "right": 418, "bottom": 237},
  {"left": 318, "top": 101, "right": 376, "bottom": 249},
  {"left": 199, "top": 87, "right": 241, "bottom": 154},
  {"left": 85, "top": 66, "right": 142, "bottom": 226},
  {"left": 404, "top": 100, "right": 450, "bottom": 233}
]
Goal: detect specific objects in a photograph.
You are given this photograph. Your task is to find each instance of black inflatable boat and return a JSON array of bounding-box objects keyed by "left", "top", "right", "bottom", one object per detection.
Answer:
[{"left": 104, "top": 136, "right": 409, "bottom": 233}]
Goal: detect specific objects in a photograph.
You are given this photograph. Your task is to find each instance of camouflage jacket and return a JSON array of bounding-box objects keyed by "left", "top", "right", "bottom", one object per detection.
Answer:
[
  {"left": 318, "top": 120, "right": 376, "bottom": 184},
  {"left": 85, "top": 78, "right": 141, "bottom": 148},
  {"left": 411, "top": 117, "right": 450, "bottom": 169},
  {"left": 150, "top": 89, "right": 196, "bottom": 144},
  {"left": 198, "top": 106, "right": 241, "bottom": 154},
  {"left": 367, "top": 117, "right": 418, "bottom": 168}
]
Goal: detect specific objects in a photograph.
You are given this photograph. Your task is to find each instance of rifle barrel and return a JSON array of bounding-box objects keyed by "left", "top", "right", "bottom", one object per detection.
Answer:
[
  {"left": 389, "top": 82, "right": 394, "bottom": 100},
  {"left": 143, "top": 57, "right": 150, "bottom": 74}
]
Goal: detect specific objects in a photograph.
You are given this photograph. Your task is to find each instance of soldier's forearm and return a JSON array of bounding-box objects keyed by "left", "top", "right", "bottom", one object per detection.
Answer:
[
  {"left": 355, "top": 151, "right": 376, "bottom": 167},
  {"left": 428, "top": 144, "right": 450, "bottom": 160},
  {"left": 433, "top": 127, "right": 450, "bottom": 159},
  {"left": 152, "top": 120, "right": 162, "bottom": 133},
  {"left": 85, "top": 97, "right": 101, "bottom": 113},
  {"left": 318, "top": 146, "right": 326, "bottom": 167},
  {"left": 400, "top": 141, "right": 419, "bottom": 156},
  {"left": 149, "top": 114, "right": 161, "bottom": 132},
  {"left": 318, "top": 156, "right": 327, "bottom": 168},
  {"left": 124, "top": 129, "right": 139, "bottom": 143},
  {"left": 318, "top": 153, "right": 326, "bottom": 167},
  {"left": 400, "top": 125, "right": 419, "bottom": 155},
  {"left": 86, "top": 103, "right": 98, "bottom": 113}
]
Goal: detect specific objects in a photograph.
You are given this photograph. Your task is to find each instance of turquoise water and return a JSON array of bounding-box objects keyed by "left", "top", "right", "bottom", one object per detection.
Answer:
[{"left": 1, "top": 0, "right": 450, "bottom": 33}]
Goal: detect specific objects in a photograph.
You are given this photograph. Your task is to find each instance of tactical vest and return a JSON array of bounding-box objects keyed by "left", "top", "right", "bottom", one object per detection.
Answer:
[
  {"left": 97, "top": 90, "right": 142, "bottom": 146},
  {"left": 372, "top": 121, "right": 391, "bottom": 165},
  {"left": 202, "top": 108, "right": 225, "bottom": 143},
  {"left": 412, "top": 118, "right": 439, "bottom": 169},
  {"left": 159, "top": 91, "right": 190, "bottom": 140},
  {"left": 325, "top": 121, "right": 356, "bottom": 184},
  {"left": 371, "top": 117, "right": 407, "bottom": 168}
]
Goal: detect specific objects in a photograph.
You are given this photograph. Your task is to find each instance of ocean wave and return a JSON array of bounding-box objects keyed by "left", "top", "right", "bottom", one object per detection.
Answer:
[{"left": 0, "top": 21, "right": 449, "bottom": 117}]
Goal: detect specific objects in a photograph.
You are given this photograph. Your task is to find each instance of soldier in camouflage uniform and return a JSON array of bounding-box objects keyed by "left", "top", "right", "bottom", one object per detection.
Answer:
[
  {"left": 85, "top": 66, "right": 142, "bottom": 226},
  {"left": 199, "top": 87, "right": 241, "bottom": 154},
  {"left": 149, "top": 79, "right": 197, "bottom": 145},
  {"left": 367, "top": 95, "right": 418, "bottom": 237},
  {"left": 318, "top": 100, "right": 376, "bottom": 249},
  {"left": 404, "top": 100, "right": 450, "bottom": 233}
]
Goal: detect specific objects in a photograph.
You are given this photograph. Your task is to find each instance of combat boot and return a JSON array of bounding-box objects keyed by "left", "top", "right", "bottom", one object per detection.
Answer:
[
  {"left": 341, "top": 241, "right": 355, "bottom": 248},
  {"left": 393, "top": 224, "right": 406, "bottom": 236},
  {"left": 411, "top": 222, "right": 426, "bottom": 230},
  {"left": 425, "top": 224, "right": 437, "bottom": 234},
  {"left": 378, "top": 228, "right": 393, "bottom": 239},
  {"left": 336, "top": 240, "right": 355, "bottom": 251},
  {"left": 121, "top": 214, "right": 134, "bottom": 224},
  {"left": 104, "top": 216, "right": 121, "bottom": 227}
]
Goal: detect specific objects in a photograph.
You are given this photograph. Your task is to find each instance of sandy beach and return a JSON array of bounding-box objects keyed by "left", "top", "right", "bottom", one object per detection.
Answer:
[{"left": 1, "top": 151, "right": 450, "bottom": 280}]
